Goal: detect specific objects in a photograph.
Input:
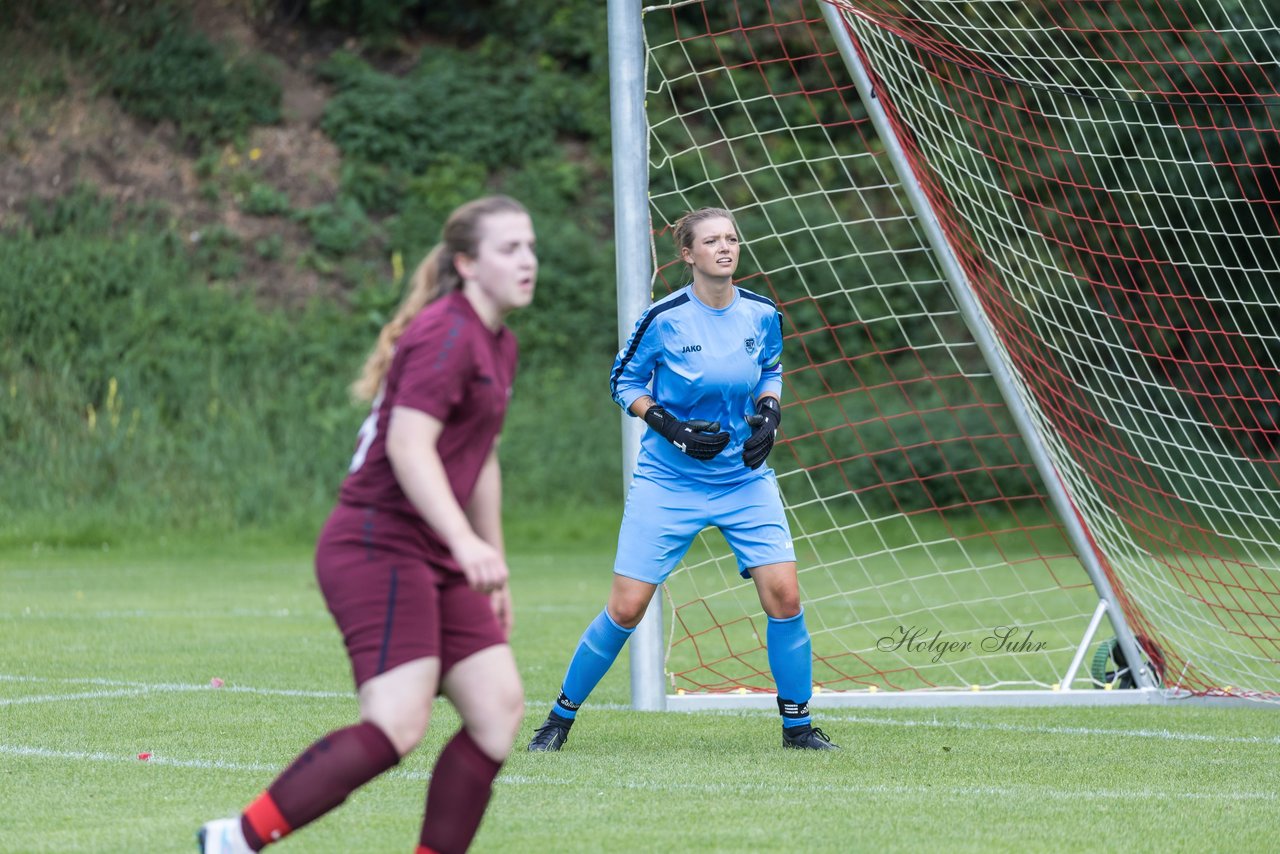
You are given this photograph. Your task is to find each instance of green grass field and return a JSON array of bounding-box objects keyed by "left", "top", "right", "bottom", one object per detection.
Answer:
[{"left": 3, "top": 529, "right": 1279, "bottom": 853}]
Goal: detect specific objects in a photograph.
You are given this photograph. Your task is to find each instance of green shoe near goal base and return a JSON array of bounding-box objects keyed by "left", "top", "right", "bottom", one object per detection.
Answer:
[{"left": 782, "top": 725, "right": 839, "bottom": 750}]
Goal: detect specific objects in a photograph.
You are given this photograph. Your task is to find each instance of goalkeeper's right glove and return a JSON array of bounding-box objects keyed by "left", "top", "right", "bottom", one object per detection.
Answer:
[{"left": 643, "top": 405, "right": 731, "bottom": 461}]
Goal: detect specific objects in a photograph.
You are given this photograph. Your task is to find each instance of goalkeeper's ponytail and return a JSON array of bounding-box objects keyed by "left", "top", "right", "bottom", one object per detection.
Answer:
[{"left": 351, "top": 195, "right": 528, "bottom": 402}]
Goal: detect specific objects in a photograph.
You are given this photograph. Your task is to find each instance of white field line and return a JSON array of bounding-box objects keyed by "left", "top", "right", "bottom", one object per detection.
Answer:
[
  {"left": 506, "top": 773, "right": 1277, "bottom": 802},
  {"left": 0, "top": 744, "right": 432, "bottom": 781},
  {"left": 0, "top": 743, "right": 1273, "bottom": 802},
  {"left": 0, "top": 604, "right": 574, "bottom": 619},
  {"left": 5, "top": 673, "right": 1277, "bottom": 747},
  {"left": 0, "top": 688, "right": 153, "bottom": 706},
  {"left": 0, "top": 674, "right": 349, "bottom": 702},
  {"left": 0, "top": 608, "right": 323, "bottom": 620},
  {"left": 814, "top": 711, "right": 1280, "bottom": 746}
]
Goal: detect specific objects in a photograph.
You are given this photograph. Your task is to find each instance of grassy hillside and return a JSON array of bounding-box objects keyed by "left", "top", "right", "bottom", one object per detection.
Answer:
[{"left": 0, "top": 1, "right": 622, "bottom": 546}]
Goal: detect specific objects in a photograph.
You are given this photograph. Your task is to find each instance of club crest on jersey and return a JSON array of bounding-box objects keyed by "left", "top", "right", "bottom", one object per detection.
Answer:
[{"left": 744, "top": 337, "right": 757, "bottom": 355}]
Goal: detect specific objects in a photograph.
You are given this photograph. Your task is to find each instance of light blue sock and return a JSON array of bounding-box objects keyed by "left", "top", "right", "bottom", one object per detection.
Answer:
[
  {"left": 767, "top": 608, "right": 813, "bottom": 729},
  {"left": 552, "top": 608, "right": 635, "bottom": 720}
]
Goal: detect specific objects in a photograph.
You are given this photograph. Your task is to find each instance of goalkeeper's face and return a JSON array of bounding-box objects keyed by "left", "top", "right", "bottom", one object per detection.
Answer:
[
  {"left": 459, "top": 211, "right": 538, "bottom": 315},
  {"left": 682, "top": 216, "right": 740, "bottom": 282}
]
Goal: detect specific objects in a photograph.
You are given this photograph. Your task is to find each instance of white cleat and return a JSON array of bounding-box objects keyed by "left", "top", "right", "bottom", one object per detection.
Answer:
[{"left": 197, "top": 817, "right": 254, "bottom": 854}]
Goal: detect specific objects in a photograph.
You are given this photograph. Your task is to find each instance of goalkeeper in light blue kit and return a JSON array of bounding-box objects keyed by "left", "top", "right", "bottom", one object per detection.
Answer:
[{"left": 528, "top": 207, "right": 837, "bottom": 751}]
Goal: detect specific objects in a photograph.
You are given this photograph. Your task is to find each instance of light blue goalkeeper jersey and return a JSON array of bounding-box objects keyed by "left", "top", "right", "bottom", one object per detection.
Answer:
[{"left": 611, "top": 284, "right": 784, "bottom": 485}]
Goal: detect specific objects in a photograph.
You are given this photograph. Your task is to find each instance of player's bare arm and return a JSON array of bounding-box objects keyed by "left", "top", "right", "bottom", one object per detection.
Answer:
[
  {"left": 466, "top": 447, "right": 514, "bottom": 633},
  {"left": 386, "top": 405, "right": 509, "bottom": 594}
]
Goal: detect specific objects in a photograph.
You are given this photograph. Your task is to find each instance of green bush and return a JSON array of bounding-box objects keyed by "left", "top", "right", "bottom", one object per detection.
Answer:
[
  {"left": 320, "top": 46, "right": 575, "bottom": 176},
  {"left": 104, "top": 23, "right": 281, "bottom": 147},
  {"left": 297, "top": 196, "right": 373, "bottom": 258},
  {"left": 289, "top": 0, "right": 415, "bottom": 35},
  {"left": 338, "top": 160, "right": 403, "bottom": 215},
  {"left": 191, "top": 226, "right": 244, "bottom": 279},
  {"left": 254, "top": 234, "right": 284, "bottom": 260},
  {"left": 386, "top": 156, "right": 489, "bottom": 264},
  {"left": 418, "top": 0, "right": 607, "bottom": 68},
  {"left": 24, "top": 184, "right": 114, "bottom": 237},
  {"left": 241, "top": 183, "right": 291, "bottom": 217}
]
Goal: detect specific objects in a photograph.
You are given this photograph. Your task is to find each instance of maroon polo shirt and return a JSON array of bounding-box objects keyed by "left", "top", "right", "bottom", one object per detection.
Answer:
[{"left": 339, "top": 290, "right": 517, "bottom": 553}]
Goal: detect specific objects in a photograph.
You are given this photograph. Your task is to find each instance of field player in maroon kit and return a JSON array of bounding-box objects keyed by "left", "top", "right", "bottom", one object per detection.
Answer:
[{"left": 199, "top": 195, "right": 537, "bottom": 854}]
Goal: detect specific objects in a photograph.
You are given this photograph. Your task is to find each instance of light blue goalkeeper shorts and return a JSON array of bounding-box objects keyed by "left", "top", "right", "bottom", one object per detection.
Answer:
[{"left": 613, "top": 469, "right": 796, "bottom": 584}]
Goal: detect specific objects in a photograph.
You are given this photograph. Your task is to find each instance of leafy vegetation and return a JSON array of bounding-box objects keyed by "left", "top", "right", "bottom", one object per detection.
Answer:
[
  {"left": 0, "top": 1, "right": 623, "bottom": 545},
  {"left": 0, "top": 205, "right": 359, "bottom": 545},
  {"left": 5, "top": 2, "right": 281, "bottom": 147},
  {"left": 104, "top": 26, "right": 281, "bottom": 148},
  {"left": 14, "top": 0, "right": 1266, "bottom": 544}
]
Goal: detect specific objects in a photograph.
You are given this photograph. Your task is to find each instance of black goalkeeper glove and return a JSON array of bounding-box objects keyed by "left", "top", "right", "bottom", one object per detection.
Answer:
[
  {"left": 643, "top": 405, "right": 731, "bottom": 461},
  {"left": 742, "top": 396, "right": 782, "bottom": 470}
]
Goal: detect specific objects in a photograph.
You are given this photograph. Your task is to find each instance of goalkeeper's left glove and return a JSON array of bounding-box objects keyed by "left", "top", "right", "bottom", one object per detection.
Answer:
[{"left": 743, "top": 396, "right": 782, "bottom": 470}]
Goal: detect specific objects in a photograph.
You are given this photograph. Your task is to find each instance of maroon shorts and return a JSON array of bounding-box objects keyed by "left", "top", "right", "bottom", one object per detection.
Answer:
[{"left": 315, "top": 503, "right": 506, "bottom": 688}]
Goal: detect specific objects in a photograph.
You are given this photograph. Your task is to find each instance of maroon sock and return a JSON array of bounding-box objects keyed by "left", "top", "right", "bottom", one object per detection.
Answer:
[
  {"left": 419, "top": 728, "right": 504, "bottom": 854},
  {"left": 240, "top": 721, "right": 399, "bottom": 849}
]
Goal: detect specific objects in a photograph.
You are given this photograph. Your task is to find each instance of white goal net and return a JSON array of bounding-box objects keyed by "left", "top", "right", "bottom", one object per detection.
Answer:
[{"left": 637, "top": 0, "right": 1280, "bottom": 701}]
